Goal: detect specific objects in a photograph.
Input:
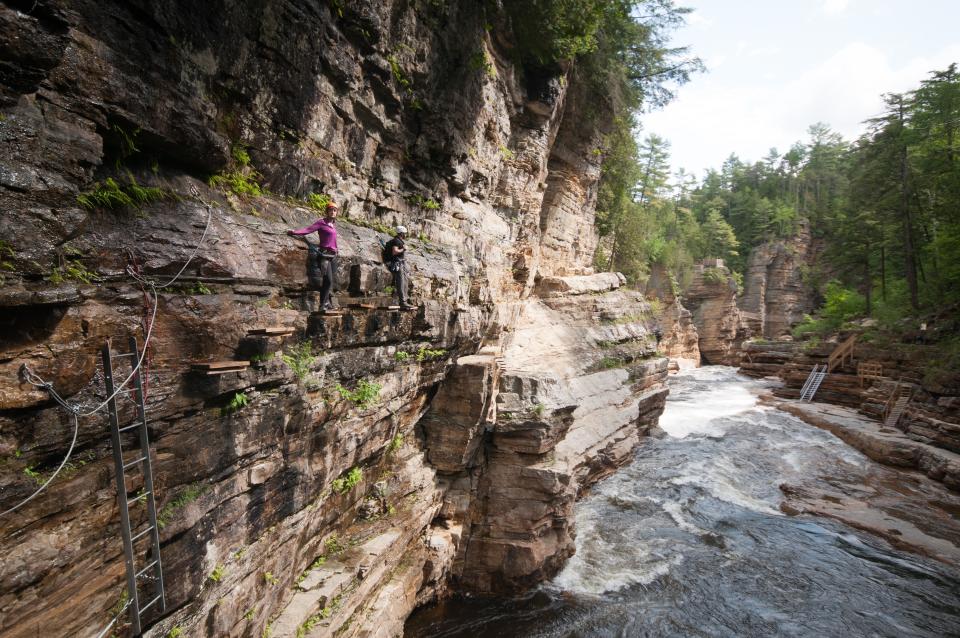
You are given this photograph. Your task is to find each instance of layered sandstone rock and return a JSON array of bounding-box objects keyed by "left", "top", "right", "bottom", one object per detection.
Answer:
[
  {"left": 739, "top": 340, "right": 797, "bottom": 378},
  {"left": 645, "top": 264, "right": 700, "bottom": 365},
  {"left": 678, "top": 227, "right": 815, "bottom": 367},
  {"left": 740, "top": 223, "right": 817, "bottom": 339},
  {"left": 682, "top": 262, "right": 749, "bottom": 366},
  {"left": 0, "top": 2, "right": 669, "bottom": 637},
  {"left": 459, "top": 277, "right": 668, "bottom": 591}
]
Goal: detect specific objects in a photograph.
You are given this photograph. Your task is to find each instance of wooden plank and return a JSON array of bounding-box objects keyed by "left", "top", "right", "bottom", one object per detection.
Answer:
[
  {"left": 248, "top": 327, "right": 295, "bottom": 336},
  {"left": 191, "top": 361, "right": 251, "bottom": 371},
  {"left": 345, "top": 303, "right": 376, "bottom": 309},
  {"left": 204, "top": 367, "right": 249, "bottom": 376}
]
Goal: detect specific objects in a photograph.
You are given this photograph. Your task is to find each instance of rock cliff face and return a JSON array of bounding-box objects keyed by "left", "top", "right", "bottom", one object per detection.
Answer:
[
  {"left": 0, "top": 2, "right": 668, "bottom": 637},
  {"left": 739, "top": 223, "right": 816, "bottom": 338},
  {"left": 681, "top": 224, "right": 816, "bottom": 365},
  {"left": 644, "top": 264, "right": 699, "bottom": 365},
  {"left": 682, "top": 263, "right": 747, "bottom": 366}
]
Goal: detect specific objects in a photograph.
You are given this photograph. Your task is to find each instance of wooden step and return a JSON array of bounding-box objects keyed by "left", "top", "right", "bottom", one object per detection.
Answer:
[
  {"left": 190, "top": 361, "right": 250, "bottom": 375},
  {"left": 199, "top": 368, "right": 250, "bottom": 376},
  {"left": 247, "top": 326, "right": 295, "bottom": 336}
]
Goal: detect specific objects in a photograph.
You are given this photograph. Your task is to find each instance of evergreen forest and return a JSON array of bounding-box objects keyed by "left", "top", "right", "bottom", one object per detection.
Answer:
[{"left": 594, "top": 56, "right": 959, "bottom": 338}]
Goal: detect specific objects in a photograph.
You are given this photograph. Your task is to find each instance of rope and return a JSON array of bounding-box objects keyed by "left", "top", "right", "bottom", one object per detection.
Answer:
[
  {"left": 1, "top": 189, "right": 214, "bottom": 519},
  {"left": 94, "top": 599, "right": 133, "bottom": 638},
  {"left": 125, "top": 249, "right": 154, "bottom": 402}
]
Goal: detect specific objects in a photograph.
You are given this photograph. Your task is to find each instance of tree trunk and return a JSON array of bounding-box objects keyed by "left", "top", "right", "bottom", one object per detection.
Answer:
[
  {"left": 863, "top": 243, "right": 872, "bottom": 316},
  {"left": 880, "top": 244, "right": 887, "bottom": 302},
  {"left": 608, "top": 217, "right": 620, "bottom": 273},
  {"left": 897, "top": 99, "right": 920, "bottom": 309}
]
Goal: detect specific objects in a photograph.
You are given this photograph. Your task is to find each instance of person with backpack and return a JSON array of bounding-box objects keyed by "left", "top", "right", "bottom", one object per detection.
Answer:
[
  {"left": 383, "top": 225, "right": 412, "bottom": 309},
  {"left": 287, "top": 200, "right": 339, "bottom": 311}
]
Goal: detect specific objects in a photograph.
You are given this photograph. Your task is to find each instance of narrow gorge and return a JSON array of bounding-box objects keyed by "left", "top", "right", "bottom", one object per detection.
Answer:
[
  {"left": 3, "top": 2, "right": 960, "bottom": 638},
  {"left": 0, "top": 2, "right": 680, "bottom": 636}
]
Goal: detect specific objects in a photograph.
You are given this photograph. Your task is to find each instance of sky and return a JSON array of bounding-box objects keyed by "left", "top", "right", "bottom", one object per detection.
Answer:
[{"left": 641, "top": 0, "right": 960, "bottom": 180}]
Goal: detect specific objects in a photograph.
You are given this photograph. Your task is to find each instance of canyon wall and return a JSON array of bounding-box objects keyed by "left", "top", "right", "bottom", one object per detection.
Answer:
[
  {"left": 683, "top": 224, "right": 817, "bottom": 366},
  {"left": 644, "top": 264, "right": 699, "bottom": 365},
  {"left": 739, "top": 222, "right": 817, "bottom": 339},
  {"left": 682, "top": 261, "right": 747, "bottom": 366},
  {"left": 0, "top": 2, "right": 668, "bottom": 636}
]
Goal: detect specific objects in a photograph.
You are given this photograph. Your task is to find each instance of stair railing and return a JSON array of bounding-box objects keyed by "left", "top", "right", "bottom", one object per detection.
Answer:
[{"left": 827, "top": 334, "right": 857, "bottom": 372}]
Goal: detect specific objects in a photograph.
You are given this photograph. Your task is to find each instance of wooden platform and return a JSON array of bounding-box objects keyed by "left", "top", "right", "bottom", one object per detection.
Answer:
[
  {"left": 190, "top": 361, "right": 250, "bottom": 375},
  {"left": 247, "top": 326, "right": 295, "bottom": 336}
]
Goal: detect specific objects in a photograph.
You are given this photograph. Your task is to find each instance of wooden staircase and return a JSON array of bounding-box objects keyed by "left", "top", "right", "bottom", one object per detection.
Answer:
[
  {"left": 883, "top": 383, "right": 913, "bottom": 429},
  {"left": 798, "top": 335, "right": 857, "bottom": 403},
  {"left": 827, "top": 334, "right": 856, "bottom": 372}
]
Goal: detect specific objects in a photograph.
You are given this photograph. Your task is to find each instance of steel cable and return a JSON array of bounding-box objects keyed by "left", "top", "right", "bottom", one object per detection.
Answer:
[{"left": 1, "top": 190, "right": 214, "bottom": 519}]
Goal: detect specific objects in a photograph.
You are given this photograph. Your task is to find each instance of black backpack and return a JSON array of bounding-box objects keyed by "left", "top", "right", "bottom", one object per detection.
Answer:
[{"left": 380, "top": 238, "right": 391, "bottom": 265}]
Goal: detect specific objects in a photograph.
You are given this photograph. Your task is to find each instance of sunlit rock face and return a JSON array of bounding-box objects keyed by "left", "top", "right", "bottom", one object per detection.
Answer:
[{"left": 0, "top": 2, "right": 670, "bottom": 636}]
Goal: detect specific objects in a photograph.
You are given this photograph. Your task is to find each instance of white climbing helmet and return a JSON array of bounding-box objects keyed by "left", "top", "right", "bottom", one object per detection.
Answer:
[{"left": 395, "top": 225, "right": 408, "bottom": 235}]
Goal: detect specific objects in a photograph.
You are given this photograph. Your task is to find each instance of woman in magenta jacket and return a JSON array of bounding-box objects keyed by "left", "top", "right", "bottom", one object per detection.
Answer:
[{"left": 288, "top": 200, "right": 339, "bottom": 310}]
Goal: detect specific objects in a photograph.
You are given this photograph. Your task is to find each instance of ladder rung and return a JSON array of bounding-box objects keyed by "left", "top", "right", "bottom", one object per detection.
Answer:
[
  {"left": 139, "top": 594, "right": 163, "bottom": 615},
  {"left": 124, "top": 456, "right": 148, "bottom": 470},
  {"left": 119, "top": 422, "right": 143, "bottom": 433},
  {"left": 128, "top": 491, "right": 151, "bottom": 506},
  {"left": 136, "top": 560, "right": 159, "bottom": 579},
  {"left": 131, "top": 526, "right": 155, "bottom": 542},
  {"left": 113, "top": 352, "right": 137, "bottom": 358}
]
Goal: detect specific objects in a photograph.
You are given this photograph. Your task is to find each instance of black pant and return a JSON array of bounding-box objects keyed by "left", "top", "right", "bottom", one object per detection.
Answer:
[
  {"left": 317, "top": 255, "right": 336, "bottom": 308},
  {"left": 390, "top": 260, "right": 408, "bottom": 305}
]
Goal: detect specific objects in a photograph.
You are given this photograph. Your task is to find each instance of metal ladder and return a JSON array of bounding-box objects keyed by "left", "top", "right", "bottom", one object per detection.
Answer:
[
  {"left": 799, "top": 364, "right": 827, "bottom": 402},
  {"left": 102, "top": 337, "right": 165, "bottom": 634},
  {"left": 884, "top": 384, "right": 913, "bottom": 429}
]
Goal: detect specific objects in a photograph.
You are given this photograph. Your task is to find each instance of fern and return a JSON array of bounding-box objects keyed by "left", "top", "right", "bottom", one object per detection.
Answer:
[{"left": 335, "top": 379, "right": 381, "bottom": 409}]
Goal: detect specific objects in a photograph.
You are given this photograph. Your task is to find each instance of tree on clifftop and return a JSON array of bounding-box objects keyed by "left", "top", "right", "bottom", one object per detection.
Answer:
[{"left": 515, "top": 1, "right": 704, "bottom": 282}]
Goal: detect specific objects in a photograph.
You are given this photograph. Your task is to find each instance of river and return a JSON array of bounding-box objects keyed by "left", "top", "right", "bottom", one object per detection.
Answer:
[{"left": 405, "top": 366, "right": 960, "bottom": 637}]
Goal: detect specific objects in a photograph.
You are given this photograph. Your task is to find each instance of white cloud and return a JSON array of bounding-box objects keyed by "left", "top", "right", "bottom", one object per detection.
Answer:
[
  {"left": 785, "top": 42, "right": 960, "bottom": 140},
  {"left": 642, "top": 40, "right": 960, "bottom": 176},
  {"left": 704, "top": 54, "right": 727, "bottom": 71},
  {"left": 747, "top": 46, "right": 782, "bottom": 58},
  {"left": 687, "top": 11, "right": 713, "bottom": 28},
  {"left": 822, "top": 0, "right": 851, "bottom": 15}
]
